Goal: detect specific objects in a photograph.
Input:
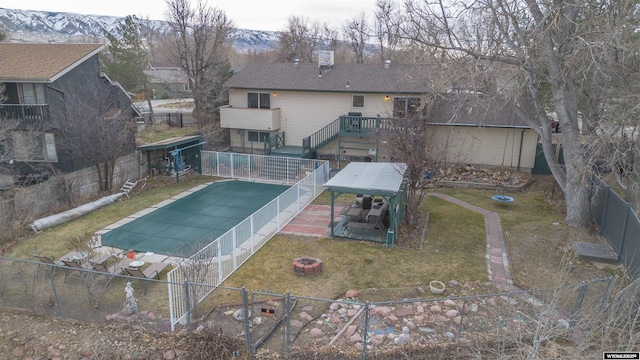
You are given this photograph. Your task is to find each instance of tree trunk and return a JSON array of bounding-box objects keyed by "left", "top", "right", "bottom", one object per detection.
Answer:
[
  {"left": 555, "top": 98, "right": 592, "bottom": 227},
  {"left": 143, "top": 81, "right": 154, "bottom": 118},
  {"left": 95, "top": 163, "right": 105, "bottom": 191}
]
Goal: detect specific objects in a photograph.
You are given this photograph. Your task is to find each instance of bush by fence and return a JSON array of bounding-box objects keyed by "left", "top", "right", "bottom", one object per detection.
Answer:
[{"left": 0, "top": 256, "right": 624, "bottom": 359}]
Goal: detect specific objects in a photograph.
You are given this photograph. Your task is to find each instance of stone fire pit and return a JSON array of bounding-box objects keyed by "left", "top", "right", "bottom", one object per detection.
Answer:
[{"left": 293, "top": 257, "right": 323, "bottom": 276}]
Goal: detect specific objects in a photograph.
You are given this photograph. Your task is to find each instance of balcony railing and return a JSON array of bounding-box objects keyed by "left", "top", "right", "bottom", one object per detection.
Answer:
[
  {"left": 220, "top": 106, "right": 281, "bottom": 131},
  {"left": 0, "top": 104, "right": 50, "bottom": 125},
  {"left": 339, "top": 115, "right": 393, "bottom": 133}
]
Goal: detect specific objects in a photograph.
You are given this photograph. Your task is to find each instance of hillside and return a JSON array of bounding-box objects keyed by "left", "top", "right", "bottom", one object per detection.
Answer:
[{"left": 0, "top": 7, "right": 278, "bottom": 52}]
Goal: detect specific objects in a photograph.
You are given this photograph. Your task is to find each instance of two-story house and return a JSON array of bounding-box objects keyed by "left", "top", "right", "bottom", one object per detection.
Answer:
[
  {"left": 221, "top": 53, "right": 539, "bottom": 173},
  {"left": 0, "top": 43, "right": 137, "bottom": 182}
]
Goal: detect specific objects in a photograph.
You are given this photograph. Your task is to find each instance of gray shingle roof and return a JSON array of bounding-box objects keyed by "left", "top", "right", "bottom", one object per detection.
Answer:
[
  {"left": 0, "top": 43, "right": 104, "bottom": 83},
  {"left": 224, "top": 63, "right": 437, "bottom": 94},
  {"left": 429, "top": 95, "right": 535, "bottom": 128}
]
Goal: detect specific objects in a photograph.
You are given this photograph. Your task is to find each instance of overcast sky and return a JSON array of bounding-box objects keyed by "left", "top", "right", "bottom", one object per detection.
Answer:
[{"left": 0, "top": 0, "right": 377, "bottom": 32}]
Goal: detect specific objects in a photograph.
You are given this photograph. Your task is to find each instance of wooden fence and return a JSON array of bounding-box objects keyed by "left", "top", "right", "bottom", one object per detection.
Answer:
[{"left": 0, "top": 152, "right": 141, "bottom": 237}]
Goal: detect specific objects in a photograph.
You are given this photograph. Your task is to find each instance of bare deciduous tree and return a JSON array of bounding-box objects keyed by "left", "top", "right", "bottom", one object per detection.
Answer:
[
  {"left": 380, "top": 94, "right": 440, "bottom": 226},
  {"left": 275, "top": 16, "right": 323, "bottom": 63},
  {"left": 165, "top": 0, "right": 234, "bottom": 129},
  {"left": 391, "top": 0, "right": 640, "bottom": 228},
  {"left": 51, "top": 80, "right": 135, "bottom": 191},
  {"left": 343, "top": 12, "right": 371, "bottom": 64},
  {"left": 374, "top": 0, "right": 402, "bottom": 63}
]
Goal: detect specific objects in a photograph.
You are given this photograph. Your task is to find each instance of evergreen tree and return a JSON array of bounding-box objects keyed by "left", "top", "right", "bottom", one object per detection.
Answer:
[{"left": 102, "top": 15, "right": 154, "bottom": 115}]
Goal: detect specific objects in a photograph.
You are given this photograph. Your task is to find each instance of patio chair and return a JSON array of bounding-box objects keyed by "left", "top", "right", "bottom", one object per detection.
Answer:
[
  {"left": 33, "top": 255, "right": 62, "bottom": 280},
  {"left": 91, "top": 258, "right": 127, "bottom": 276},
  {"left": 123, "top": 262, "right": 170, "bottom": 295},
  {"left": 61, "top": 259, "right": 89, "bottom": 282},
  {"left": 90, "top": 261, "right": 124, "bottom": 288}
]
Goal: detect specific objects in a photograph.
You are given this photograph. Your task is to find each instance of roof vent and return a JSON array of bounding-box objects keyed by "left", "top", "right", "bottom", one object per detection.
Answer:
[
  {"left": 293, "top": 59, "right": 300, "bottom": 67},
  {"left": 384, "top": 60, "right": 391, "bottom": 69}
]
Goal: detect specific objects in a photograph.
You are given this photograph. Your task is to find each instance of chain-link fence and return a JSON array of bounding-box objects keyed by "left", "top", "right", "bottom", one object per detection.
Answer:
[
  {"left": 1, "top": 257, "right": 619, "bottom": 358},
  {"left": 0, "top": 257, "right": 170, "bottom": 326}
]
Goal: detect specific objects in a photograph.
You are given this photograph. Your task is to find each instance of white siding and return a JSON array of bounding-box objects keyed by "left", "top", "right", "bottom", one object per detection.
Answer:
[
  {"left": 429, "top": 126, "right": 537, "bottom": 171},
  {"left": 228, "top": 88, "right": 396, "bottom": 146}
]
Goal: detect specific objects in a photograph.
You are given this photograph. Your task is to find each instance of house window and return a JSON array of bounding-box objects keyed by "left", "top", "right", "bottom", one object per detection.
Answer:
[
  {"left": 19, "top": 84, "right": 45, "bottom": 104},
  {"left": 13, "top": 131, "right": 58, "bottom": 162},
  {"left": 393, "top": 97, "right": 421, "bottom": 118},
  {"left": 352, "top": 94, "right": 365, "bottom": 108},
  {"left": 248, "top": 131, "right": 270, "bottom": 143},
  {"left": 248, "top": 92, "right": 271, "bottom": 109}
]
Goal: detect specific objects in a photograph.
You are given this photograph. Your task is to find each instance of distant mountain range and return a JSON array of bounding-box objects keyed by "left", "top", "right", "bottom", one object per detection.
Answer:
[{"left": 0, "top": 8, "right": 279, "bottom": 52}]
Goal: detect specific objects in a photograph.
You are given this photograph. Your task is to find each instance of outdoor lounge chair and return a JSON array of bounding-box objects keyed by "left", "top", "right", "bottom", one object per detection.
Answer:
[
  {"left": 90, "top": 260, "right": 126, "bottom": 287},
  {"left": 33, "top": 255, "right": 62, "bottom": 279},
  {"left": 91, "top": 258, "right": 128, "bottom": 276},
  {"left": 123, "top": 262, "right": 170, "bottom": 294},
  {"left": 61, "top": 259, "right": 89, "bottom": 282},
  {"left": 60, "top": 250, "right": 111, "bottom": 265}
]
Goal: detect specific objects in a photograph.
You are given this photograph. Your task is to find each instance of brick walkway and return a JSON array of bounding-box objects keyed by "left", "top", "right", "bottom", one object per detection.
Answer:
[
  {"left": 279, "top": 204, "right": 343, "bottom": 237},
  {"left": 280, "top": 197, "right": 514, "bottom": 289}
]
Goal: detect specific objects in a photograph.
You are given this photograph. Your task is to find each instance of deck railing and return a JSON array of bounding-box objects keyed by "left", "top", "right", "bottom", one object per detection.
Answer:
[
  {"left": 0, "top": 104, "right": 49, "bottom": 125},
  {"left": 168, "top": 151, "right": 329, "bottom": 330},
  {"left": 264, "top": 131, "right": 285, "bottom": 155},
  {"left": 302, "top": 116, "right": 394, "bottom": 157},
  {"left": 302, "top": 117, "right": 340, "bottom": 157}
]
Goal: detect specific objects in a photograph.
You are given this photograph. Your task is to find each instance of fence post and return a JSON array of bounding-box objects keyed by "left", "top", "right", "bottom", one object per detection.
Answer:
[
  {"left": 283, "top": 291, "right": 291, "bottom": 358},
  {"left": 277, "top": 197, "right": 281, "bottom": 230},
  {"left": 570, "top": 282, "right": 587, "bottom": 329},
  {"left": 184, "top": 280, "right": 192, "bottom": 335},
  {"left": 216, "top": 152, "right": 220, "bottom": 176},
  {"left": 361, "top": 301, "right": 370, "bottom": 360},
  {"left": 233, "top": 227, "right": 237, "bottom": 269},
  {"left": 242, "top": 286, "right": 252, "bottom": 357},
  {"left": 313, "top": 168, "right": 317, "bottom": 199},
  {"left": 50, "top": 269, "right": 61, "bottom": 317},
  {"left": 231, "top": 153, "right": 235, "bottom": 178},
  {"left": 250, "top": 216, "right": 255, "bottom": 253},
  {"left": 458, "top": 297, "right": 468, "bottom": 337},
  {"left": 217, "top": 240, "right": 223, "bottom": 283}
]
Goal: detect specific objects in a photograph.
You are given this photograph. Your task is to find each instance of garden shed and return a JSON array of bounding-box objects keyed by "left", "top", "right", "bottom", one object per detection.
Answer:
[{"left": 324, "top": 162, "right": 407, "bottom": 247}]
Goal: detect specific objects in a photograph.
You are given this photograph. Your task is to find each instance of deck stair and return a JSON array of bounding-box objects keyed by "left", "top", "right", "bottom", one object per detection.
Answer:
[{"left": 120, "top": 178, "right": 147, "bottom": 198}]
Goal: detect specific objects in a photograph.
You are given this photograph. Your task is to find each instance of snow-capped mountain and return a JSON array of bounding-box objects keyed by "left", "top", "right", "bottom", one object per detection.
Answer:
[{"left": 0, "top": 8, "right": 279, "bottom": 52}]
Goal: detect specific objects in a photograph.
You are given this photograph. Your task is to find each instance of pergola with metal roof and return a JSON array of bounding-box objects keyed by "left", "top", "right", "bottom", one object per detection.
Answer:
[{"left": 324, "top": 162, "right": 407, "bottom": 247}]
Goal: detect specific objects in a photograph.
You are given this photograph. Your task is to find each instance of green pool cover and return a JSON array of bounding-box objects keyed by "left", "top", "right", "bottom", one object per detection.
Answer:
[{"left": 101, "top": 180, "right": 290, "bottom": 257}]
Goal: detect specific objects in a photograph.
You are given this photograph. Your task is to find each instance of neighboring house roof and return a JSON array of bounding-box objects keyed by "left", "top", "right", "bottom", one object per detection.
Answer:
[
  {"left": 224, "top": 63, "right": 438, "bottom": 94},
  {"left": 428, "top": 95, "right": 536, "bottom": 128},
  {"left": 0, "top": 43, "right": 104, "bottom": 83}
]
